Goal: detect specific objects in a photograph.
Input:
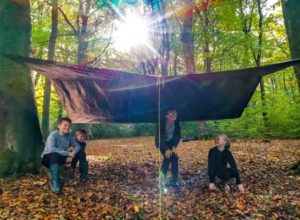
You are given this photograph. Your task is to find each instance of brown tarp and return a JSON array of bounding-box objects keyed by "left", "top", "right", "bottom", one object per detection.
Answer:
[{"left": 10, "top": 56, "right": 300, "bottom": 123}]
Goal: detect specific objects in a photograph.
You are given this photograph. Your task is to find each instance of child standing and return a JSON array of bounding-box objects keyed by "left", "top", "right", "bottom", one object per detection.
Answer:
[
  {"left": 207, "top": 134, "right": 245, "bottom": 193},
  {"left": 70, "top": 129, "right": 90, "bottom": 181},
  {"left": 155, "top": 109, "right": 181, "bottom": 187},
  {"left": 41, "top": 117, "right": 80, "bottom": 193}
]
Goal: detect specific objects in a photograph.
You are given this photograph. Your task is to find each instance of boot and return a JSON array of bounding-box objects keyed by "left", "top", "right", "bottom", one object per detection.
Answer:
[
  {"left": 171, "top": 177, "right": 180, "bottom": 188},
  {"left": 49, "top": 164, "right": 61, "bottom": 193},
  {"left": 79, "top": 160, "right": 90, "bottom": 181}
]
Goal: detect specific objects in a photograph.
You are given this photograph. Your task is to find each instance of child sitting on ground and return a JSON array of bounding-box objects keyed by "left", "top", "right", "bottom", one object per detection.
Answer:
[
  {"left": 69, "top": 129, "right": 90, "bottom": 181},
  {"left": 41, "top": 117, "right": 80, "bottom": 193},
  {"left": 207, "top": 134, "right": 245, "bottom": 193},
  {"left": 155, "top": 108, "right": 181, "bottom": 187}
]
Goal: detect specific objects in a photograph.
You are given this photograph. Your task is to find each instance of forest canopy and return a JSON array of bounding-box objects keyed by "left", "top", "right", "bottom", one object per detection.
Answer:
[{"left": 28, "top": 0, "right": 300, "bottom": 139}]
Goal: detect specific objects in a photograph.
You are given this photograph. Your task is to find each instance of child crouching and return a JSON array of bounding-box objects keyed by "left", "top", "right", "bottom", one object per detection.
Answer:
[
  {"left": 207, "top": 134, "right": 244, "bottom": 193},
  {"left": 41, "top": 117, "right": 80, "bottom": 193},
  {"left": 69, "top": 129, "right": 90, "bottom": 181}
]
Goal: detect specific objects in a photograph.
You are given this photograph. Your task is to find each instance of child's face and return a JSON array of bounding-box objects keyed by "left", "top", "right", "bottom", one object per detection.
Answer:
[
  {"left": 166, "top": 110, "right": 177, "bottom": 122},
  {"left": 76, "top": 133, "right": 86, "bottom": 142},
  {"left": 215, "top": 135, "right": 226, "bottom": 147},
  {"left": 58, "top": 121, "right": 71, "bottom": 134}
]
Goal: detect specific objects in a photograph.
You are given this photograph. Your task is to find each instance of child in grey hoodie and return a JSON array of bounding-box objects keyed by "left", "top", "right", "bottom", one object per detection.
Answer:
[{"left": 41, "top": 117, "right": 80, "bottom": 193}]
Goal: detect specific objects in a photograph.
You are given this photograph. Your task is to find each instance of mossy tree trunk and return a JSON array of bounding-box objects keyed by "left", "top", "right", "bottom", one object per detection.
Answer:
[
  {"left": 282, "top": 0, "right": 300, "bottom": 174},
  {"left": 0, "top": 0, "right": 44, "bottom": 177},
  {"left": 282, "top": 0, "right": 300, "bottom": 92}
]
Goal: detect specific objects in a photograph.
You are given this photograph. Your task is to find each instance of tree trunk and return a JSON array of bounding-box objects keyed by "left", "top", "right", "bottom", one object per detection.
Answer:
[
  {"left": 41, "top": 0, "right": 58, "bottom": 138},
  {"left": 256, "top": 0, "right": 270, "bottom": 136},
  {"left": 57, "top": 101, "right": 63, "bottom": 122},
  {"left": 238, "top": 0, "right": 254, "bottom": 67},
  {"left": 0, "top": 0, "right": 43, "bottom": 177},
  {"left": 198, "top": 7, "right": 212, "bottom": 137},
  {"left": 160, "top": 19, "right": 170, "bottom": 76},
  {"left": 181, "top": 0, "right": 196, "bottom": 74},
  {"left": 33, "top": 47, "right": 44, "bottom": 87},
  {"left": 77, "top": 0, "right": 90, "bottom": 64},
  {"left": 282, "top": 0, "right": 300, "bottom": 92},
  {"left": 75, "top": 0, "right": 93, "bottom": 138},
  {"left": 203, "top": 9, "right": 212, "bottom": 73}
]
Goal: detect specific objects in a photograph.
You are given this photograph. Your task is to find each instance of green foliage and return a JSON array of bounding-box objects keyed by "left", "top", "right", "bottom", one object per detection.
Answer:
[
  {"left": 91, "top": 123, "right": 155, "bottom": 139},
  {"left": 95, "top": 0, "right": 138, "bottom": 9},
  {"left": 30, "top": 0, "right": 300, "bottom": 140}
]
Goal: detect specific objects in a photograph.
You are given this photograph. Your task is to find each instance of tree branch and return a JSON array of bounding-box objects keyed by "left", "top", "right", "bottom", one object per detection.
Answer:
[
  {"left": 57, "top": 6, "right": 78, "bottom": 36},
  {"left": 45, "top": 1, "right": 78, "bottom": 36}
]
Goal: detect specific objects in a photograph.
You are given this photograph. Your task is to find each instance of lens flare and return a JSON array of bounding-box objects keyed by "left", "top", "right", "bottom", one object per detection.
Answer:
[{"left": 113, "top": 13, "right": 150, "bottom": 52}]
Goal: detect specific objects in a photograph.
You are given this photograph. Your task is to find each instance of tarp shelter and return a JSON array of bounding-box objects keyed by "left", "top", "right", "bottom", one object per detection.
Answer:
[{"left": 11, "top": 56, "right": 300, "bottom": 123}]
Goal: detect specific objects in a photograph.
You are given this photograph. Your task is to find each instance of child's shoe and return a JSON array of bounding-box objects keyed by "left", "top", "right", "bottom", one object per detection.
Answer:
[
  {"left": 237, "top": 184, "right": 245, "bottom": 193},
  {"left": 171, "top": 180, "right": 180, "bottom": 188},
  {"left": 224, "top": 184, "right": 230, "bottom": 193}
]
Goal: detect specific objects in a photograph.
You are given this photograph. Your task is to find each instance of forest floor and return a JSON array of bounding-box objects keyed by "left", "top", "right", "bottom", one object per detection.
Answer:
[{"left": 0, "top": 137, "right": 299, "bottom": 219}]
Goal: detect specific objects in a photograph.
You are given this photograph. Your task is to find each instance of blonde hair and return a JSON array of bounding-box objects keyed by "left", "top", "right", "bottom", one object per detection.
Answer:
[
  {"left": 217, "top": 133, "right": 231, "bottom": 149},
  {"left": 76, "top": 129, "right": 87, "bottom": 137}
]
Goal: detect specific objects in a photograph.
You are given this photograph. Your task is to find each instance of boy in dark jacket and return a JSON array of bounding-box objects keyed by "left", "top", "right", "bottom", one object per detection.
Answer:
[
  {"left": 70, "top": 129, "right": 90, "bottom": 181},
  {"left": 155, "top": 109, "right": 181, "bottom": 187}
]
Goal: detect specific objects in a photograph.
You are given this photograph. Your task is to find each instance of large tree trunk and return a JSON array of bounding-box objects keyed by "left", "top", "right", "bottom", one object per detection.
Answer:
[
  {"left": 181, "top": 0, "right": 196, "bottom": 74},
  {"left": 282, "top": 0, "right": 300, "bottom": 92},
  {"left": 41, "top": 0, "right": 58, "bottom": 138},
  {"left": 0, "top": 0, "right": 43, "bottom": 177}
]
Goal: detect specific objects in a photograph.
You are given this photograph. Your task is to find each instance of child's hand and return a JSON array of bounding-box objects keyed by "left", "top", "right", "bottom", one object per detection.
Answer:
[
  {"left": 68, "top": 147, "right": 74, "bottom": 152},
  {"left": 165, "top": 150, "right": 172, "bottom": 159},
  {"left": 209, "top": 183, "right": 217, "bottom": 191},
  {"left": 68, "top": 151, "right": 76, "bottom": 158},
  {"left": 237, "top": 184, "right": 245, "bottom": 193},
  {"left": 172, "top": 147, "right": 178, "bottom": 156},
  {"left": 66, "top": 157, "right": 73, "bottom": 163}
]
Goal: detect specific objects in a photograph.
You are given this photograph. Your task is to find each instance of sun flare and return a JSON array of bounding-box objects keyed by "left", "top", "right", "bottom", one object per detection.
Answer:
[{"left": 113, "top": 13, "right": 150, "bottom": 52}]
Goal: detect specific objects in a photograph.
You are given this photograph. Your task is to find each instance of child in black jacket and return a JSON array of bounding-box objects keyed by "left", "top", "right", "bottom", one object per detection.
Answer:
[
  {"left": 69, "top": 129, "right": 90, "bottom": 181},
  {"left": 155, "top": 109, "right": 181, "bottom": 187},
  {"left": 208, "top": 134, "right": 244, "bottom": 193}
]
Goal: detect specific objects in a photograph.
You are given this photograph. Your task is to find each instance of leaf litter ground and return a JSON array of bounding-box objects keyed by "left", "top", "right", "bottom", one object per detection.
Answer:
[{"left": 0, "top": 137, "right": 299, "bottom": 219}]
